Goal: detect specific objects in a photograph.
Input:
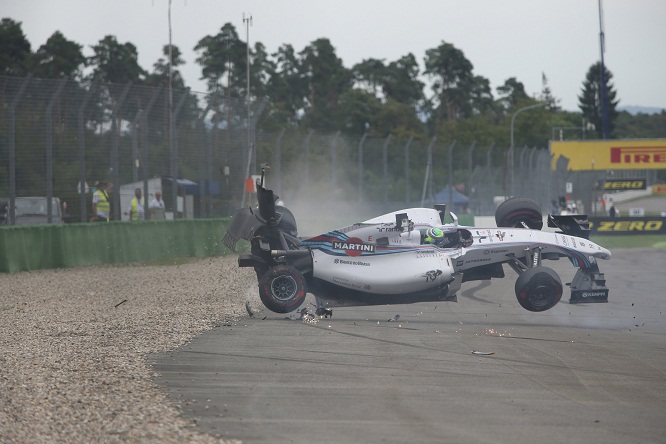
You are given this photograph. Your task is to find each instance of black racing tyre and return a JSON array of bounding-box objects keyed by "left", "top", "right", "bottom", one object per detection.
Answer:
[
  {"left": 514, "top": 266, "right": 563, "bottom": 312},
  {"left": 258, "top": 265, "right": 307, "bottom": 313},
  {"left": 495, "top": 197, "right": 543, "bottom": 229}
]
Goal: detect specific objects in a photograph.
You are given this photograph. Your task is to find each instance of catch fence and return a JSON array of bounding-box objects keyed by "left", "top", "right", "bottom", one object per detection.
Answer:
[{"left": 1, "top": 74, "right": 659, "bottom": 224}]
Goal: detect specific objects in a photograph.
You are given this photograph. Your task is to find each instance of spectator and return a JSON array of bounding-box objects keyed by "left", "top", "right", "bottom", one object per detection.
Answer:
[
  {"left": 149, "top": 191, "right": 166, "bottom": 220},
  {"left": 91, "top": 181, "right": 112, "bottom": 222},
  {"left": 609, "top": 205, "right": 617, "bottom": 218},
  {"left": 129, "top": 188, "right": 145, "bottom": 221}
]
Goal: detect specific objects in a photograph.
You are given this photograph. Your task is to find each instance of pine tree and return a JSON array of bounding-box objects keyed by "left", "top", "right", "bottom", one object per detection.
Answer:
[{"left": 578, "top": 62, "right": 619, "bottom": 138}]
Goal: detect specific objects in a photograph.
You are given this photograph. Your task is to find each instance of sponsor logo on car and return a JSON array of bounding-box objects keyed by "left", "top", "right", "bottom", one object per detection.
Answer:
[
  {"left": 422, "top": 269, "right": 442, "bottom": 282},
  {"left": 334, "top": 258, "right": 371, "bottom": 266},
  {"left": 464, "top": 258, "right": 491, "bottom": 264},
  {"left": 332, "top": 237, "right": 376, "bottom": 256},
  {"left": 581, "top": 291, "right": 607, "bottom": 298},
  {"left": 376, "top": 226, "right": 402, "bottom": 232},
  {"left": 483, "top": 248, "right": 508, "bottom": 255}
]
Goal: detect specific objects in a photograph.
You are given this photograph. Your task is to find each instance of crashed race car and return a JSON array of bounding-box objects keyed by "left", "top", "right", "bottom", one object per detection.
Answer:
[{"left": 223, "top": 167, "right": 610, "bottom": 317}]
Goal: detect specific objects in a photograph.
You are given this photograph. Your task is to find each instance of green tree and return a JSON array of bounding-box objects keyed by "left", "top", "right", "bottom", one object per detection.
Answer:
[
  {"left": 337, "top": 88, "right": 382, "bottom": 134},
  {"left": 496, "top": 77, "right": 528, "bottom": 111},
  {"left": 249, "top": 41, "right": 273, "bottom": 99},
  {"left": 383, "top": 54, "right": 424, "bottom": 107},
  {"left": 29, "top": 31, "right": 85, "bottom": 80},
  {"left": 539, "top": 72, "right": 560, "bottom": 111},
  {"left": 146, "top": 44, "right": 186, "bottom": 89},
  {"left": 298, "top": 38, "right": 352, "bottom": 130},
  {"left": 509, "top": 98, "right": 553, "bottom": 148},
  {"left": 0, "top": 18, "right": 31, "bottom": 76},
  {"left": 423, "top": 41, "right": 474, "bottom": 129},
  {"left": 578, "top": 62, "right": 619, "bottom": 138},
  {"left": 615, "top": 109, "right": 666, "bottom": 139},
  {"left": 263, "top": 44, "right": 306, "bottom": 127},
  {"left": 194, "top": 23, "right": 246, "bottom": 95},
  {"left": 465, "top": 75, "right": 494, "bottom": 117},
  {"left": 87, "top": 35, "right": 145, "bottom": 84},
  {"left": 352, "top": 57, "right": 387, "bottom": 98}
]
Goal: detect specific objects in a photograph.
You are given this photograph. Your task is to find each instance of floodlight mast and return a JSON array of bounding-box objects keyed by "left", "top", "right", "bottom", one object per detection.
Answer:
[
  {"left": 241, "top": 13, "right": 253, "bottom": 207},
  {"left": 168, "top": 0, "right": 177, "bottom": 217},
  {"left": 598, "top": 0, "right": 609, "bottom": 139}
]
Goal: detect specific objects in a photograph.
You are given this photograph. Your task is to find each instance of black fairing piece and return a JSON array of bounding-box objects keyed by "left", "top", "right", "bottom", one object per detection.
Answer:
[
  {"left": 222, "top": 184, "right": 298, "bottom": 252},
  {"left": 548, "top": 214, "right": 591, "bottom": 239},
  {"left": 462, "top": 263, "right": 505, "bottom": 283},
  {"left": 569, "top": 260, "right": 609, "bottom": 304},
  {"left": 256, "top": 183, "right": 280, "bottom": 226},
  {"left": 222, "top": 207, "right": 262, "bottom": 252}
]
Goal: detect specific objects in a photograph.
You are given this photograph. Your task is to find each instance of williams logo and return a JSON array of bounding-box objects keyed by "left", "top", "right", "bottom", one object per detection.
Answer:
[{"left": 332, "top": 237, "right": 376, "bottom": 257}]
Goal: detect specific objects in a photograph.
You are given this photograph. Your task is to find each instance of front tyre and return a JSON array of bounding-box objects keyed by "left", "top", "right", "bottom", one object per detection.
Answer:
[
  {"left": 515, "top": 266, "right": 562, "bottom": 312},
  {"left": 258, "top": 265, "right": 307, "bottom": 313}
]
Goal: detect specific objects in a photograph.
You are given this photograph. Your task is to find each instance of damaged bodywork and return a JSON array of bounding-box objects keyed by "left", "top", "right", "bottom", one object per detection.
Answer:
[{"left": 224, "top": 167, "right": 610, "bottom": 316}]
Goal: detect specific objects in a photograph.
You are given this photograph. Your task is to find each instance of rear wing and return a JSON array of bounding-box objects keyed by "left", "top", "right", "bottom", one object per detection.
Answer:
[{"left": 548, "top": 214, "right": 591, "bottom": 239}]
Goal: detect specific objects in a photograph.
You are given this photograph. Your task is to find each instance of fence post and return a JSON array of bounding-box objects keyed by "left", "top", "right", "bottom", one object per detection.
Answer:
[
  {"left": 304, "top": 129, "right": 314, "bottom": 191},
  {"left": 111, "top": 82, "right": 132, "bottom": 221},
  {"left": 78, "top": 80, "right": 97, "bottom": 222},
  {"left": 331, "top": 131, "right": 340, "bottom": 190},
  {"left": 8, "top": 74, "right": 32, "bottom": 225},
  {"left": 447, "top": 140, "right": 457, "bottom": 208},
  {"left": 170, "top": 90, "right": 189, "bottom": 218},
  {"left": 241, "top": 98, "right": 268, "bottom": 209},
  {"left": 403, "top": 136, "right": 413, "bottom": 206},
  {"left": 467, "top": 141, "right": 476, "bottom": 177},
  {"left": 420, "top": 136, "right": 436, "bottom": 206},
  {"left": 198, "top": 98, "right": 213, "bottom": 217},
  {"left": 141, "top": 84, "right": 163, "bottom": 217},
  {"left": 131, "top": 109, "right": 143, "bottom": 183},
  {"left": 382, "top": 134, "right": 392, "bottom": 204},
  {"left": 505, "top": 146, "right": 513, "bottom": 199},
  {"left": 356, "top": 131, "right": 368, "bottom": 203},
  {"left": 45, "top": 78, "right": 67, "bottom": 223},
  {"left": 274, "top": 128, "right": 286, "bottom": 195}
]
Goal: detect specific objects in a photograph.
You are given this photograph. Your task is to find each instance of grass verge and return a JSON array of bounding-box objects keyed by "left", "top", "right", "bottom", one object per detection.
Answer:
[{"left": 590, "top": 235, "right": 666, "bottom": 249}]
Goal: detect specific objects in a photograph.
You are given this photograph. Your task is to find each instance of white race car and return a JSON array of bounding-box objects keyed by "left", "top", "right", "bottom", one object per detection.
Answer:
[{"left": 223, "top": 168, "right": 610, "bottom": 317}]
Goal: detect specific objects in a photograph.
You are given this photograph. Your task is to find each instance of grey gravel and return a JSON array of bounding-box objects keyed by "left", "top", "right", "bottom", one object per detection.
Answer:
[{"left": 0, "top": 256, "right": 257, "bottom": 443}]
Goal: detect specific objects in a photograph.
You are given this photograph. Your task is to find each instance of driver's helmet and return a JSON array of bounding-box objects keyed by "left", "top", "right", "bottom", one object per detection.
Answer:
[{"left": 424, "top": 227, "right": 445, "bottom": 245}]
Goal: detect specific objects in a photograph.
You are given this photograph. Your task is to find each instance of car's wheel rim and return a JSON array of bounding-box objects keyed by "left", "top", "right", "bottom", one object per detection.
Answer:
[
  {"left": 271, "top": 275, "right": 298, "bottom": 301},
  {"left": 528, "top": 282, "right": 557, "bottom": 308}
]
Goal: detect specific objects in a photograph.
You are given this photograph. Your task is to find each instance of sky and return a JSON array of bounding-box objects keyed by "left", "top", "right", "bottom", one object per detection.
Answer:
[{"left": 3, "top": 0, "right": 666, "bottom": 112}]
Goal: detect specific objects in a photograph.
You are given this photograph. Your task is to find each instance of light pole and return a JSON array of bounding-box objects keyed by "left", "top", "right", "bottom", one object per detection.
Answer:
[
  {"left": 509, "top": 101, "right": 546, "bottom": 197},
  {"left": 241, "top": 13, "right": 253, "bottom": 208}
]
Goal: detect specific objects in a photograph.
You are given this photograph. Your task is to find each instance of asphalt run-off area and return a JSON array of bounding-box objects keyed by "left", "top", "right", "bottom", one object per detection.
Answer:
[{"left": 151, "top": 248, "right": 666, "bottom": 444}]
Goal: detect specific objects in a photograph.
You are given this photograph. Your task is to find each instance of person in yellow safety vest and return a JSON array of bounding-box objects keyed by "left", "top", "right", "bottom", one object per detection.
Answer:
[
  {"left": 129, "top": 188, "right": 145, "bottom": 221},
  {"left": 91, "top": 181, "right": 112, "bottom": 222}
]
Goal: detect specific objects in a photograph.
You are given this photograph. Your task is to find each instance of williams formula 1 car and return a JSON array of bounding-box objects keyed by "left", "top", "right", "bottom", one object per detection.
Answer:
[{"left": 223, "top": 168, "right": 610, "bottom": 316}]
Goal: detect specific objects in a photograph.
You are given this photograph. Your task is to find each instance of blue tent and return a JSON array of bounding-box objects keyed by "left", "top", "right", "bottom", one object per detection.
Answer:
[{"left": 434, "top": 186, "right": 469, "bottom": 205}]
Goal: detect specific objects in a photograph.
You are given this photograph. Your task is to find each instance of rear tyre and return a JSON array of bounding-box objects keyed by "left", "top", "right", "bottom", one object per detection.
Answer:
[
  {"left": 258, "top": 265, "right": 307, "bottom": 313},
  {"left": 514, "top": 266, "right": 562, "bottom": 312},
  {"left": 496, "top": 197, "right": 543, "bottom": 229}
]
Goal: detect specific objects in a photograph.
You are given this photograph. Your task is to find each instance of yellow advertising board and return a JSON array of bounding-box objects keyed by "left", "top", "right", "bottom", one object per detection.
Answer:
[{"left": 550, "top": 139, "right": 666, "bottom": 171}]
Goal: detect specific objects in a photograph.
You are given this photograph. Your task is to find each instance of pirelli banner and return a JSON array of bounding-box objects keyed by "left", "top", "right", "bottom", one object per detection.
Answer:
[
  {"left": 550, "top": 139, "right": 666, "bottom": 171},
  {"left": 590, "top": 217, "right": 666, "bottom": 235}
]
